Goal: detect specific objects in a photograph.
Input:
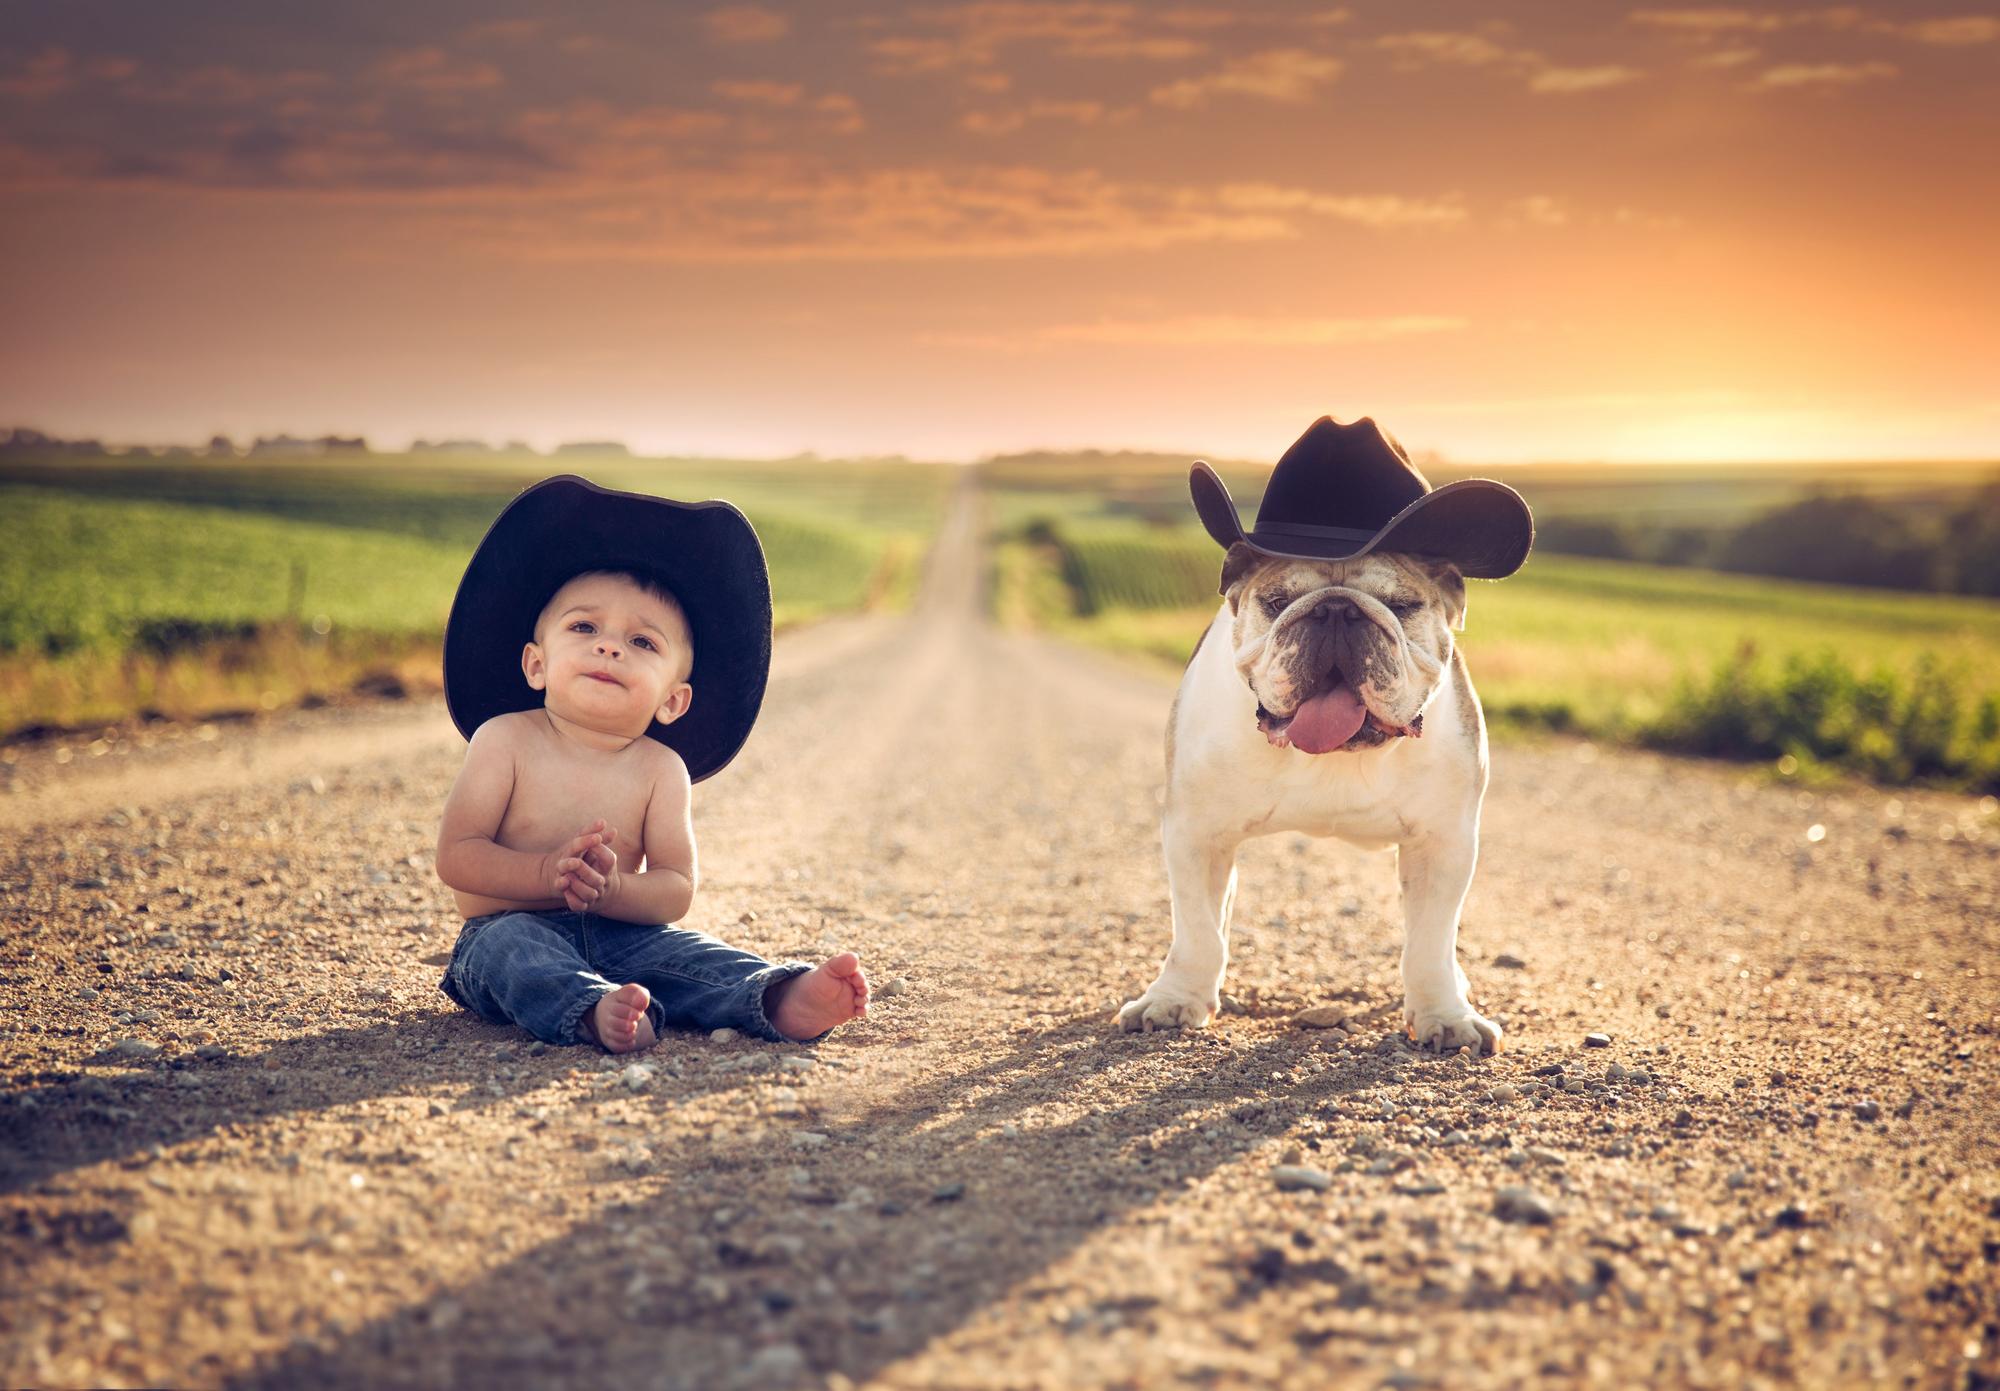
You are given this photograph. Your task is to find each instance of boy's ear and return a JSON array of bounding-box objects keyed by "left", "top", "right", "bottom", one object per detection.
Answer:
[
  {"left": 521, "top": 641, "right": 548, "bottom": 691},
  {"left": 654, "top": 682, "right": 693, "bottom": 727}
]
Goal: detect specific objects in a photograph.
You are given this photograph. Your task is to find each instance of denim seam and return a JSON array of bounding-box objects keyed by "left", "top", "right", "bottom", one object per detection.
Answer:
[
  {"left": 443, "top": 918, "right": 492, "bottom": 1003},
  {"left": 560, "top": 984, "right": 615, "bottom": 1047},
  {"left": 747, "top": 961, "right": 816, "bottom": 1043},
  {"left": 626, "top": 963, "right": 739, "bottom": 992}
]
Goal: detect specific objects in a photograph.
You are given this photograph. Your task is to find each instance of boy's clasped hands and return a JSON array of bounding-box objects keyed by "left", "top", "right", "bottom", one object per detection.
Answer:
[{"left": 550, "top": 817, "right": 619, "bottom": 912}]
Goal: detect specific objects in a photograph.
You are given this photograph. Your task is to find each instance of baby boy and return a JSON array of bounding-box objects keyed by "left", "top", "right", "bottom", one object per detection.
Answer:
[{"left": 432, "top": 476, "right": 868, "bottom": 1051}]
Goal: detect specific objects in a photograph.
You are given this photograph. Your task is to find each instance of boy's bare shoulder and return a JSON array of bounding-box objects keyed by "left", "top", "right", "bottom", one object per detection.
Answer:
[
  {"left": 467, "top": 710, "right": 542, "bottom": 755},
  {"left": 634, "top": 736, "right": 692, "bottom": 789}
]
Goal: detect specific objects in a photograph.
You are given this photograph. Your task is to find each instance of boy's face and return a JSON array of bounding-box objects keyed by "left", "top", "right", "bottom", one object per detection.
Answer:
[{"left": 523, "top": 573, "right": 693, "bottom": 737}]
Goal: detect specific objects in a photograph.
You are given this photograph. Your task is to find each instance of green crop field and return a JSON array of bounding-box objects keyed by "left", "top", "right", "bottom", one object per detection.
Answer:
[
  {"left": 0, "top": 452, "right": 954, "bottom": 549},
  {"left": 0, "top": 452, "right": 953, "bottom": 735},
  {"left": 980, "top": 451, "right": 1995, "bottom": 533},
  {"left": 993, "top": 517, "right": 2000, "bottom": 790}
]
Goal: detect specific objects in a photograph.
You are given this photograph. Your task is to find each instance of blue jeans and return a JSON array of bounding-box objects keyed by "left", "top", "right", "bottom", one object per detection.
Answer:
[{"left": 439, "top": 910, "right": 812, "bottom": 1046}]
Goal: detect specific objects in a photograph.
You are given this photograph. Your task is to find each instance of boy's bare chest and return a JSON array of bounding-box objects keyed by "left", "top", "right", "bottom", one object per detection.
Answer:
[{"left": 495, "top": 752, "right": 655, "bottom": 863}]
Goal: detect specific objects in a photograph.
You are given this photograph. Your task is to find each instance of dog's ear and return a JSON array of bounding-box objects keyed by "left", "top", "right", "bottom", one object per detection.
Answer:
[
  {"left": 1419, "top": 560, "right": 1467, "bottom": 631},
  {"left": 1219, "top": 543, "right": 1260, "bottom": 611}
]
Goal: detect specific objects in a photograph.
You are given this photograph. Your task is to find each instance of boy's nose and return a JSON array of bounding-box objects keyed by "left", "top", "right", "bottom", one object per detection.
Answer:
[{"left": 595, "top": 639, "right": 620, "bottom": 658}]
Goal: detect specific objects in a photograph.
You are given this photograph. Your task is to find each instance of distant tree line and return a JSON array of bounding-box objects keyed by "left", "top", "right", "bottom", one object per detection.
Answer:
[
  {"left": 1534, "top": 481, "right": 2000, "bottom": 597},
  {"left": 0, "top": 427, "right": 629, "bottom": 460}
]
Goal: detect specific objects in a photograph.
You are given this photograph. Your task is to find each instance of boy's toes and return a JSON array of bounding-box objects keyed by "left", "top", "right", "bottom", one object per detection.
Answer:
[
  {"left": 767, "top": 955, "right": 869, "bottom": 1041},
  {"left": 592, "top": 983, "right": 653, "bottom": 1054}
]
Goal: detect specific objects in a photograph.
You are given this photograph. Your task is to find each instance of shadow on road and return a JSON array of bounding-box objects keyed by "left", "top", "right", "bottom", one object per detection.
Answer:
[
  {"left": 0, "top": 1007, "right": 749, "bottom": 1197},
  {"left": 221, "top": 1014, "right": 1461, "bottom": 1389}
]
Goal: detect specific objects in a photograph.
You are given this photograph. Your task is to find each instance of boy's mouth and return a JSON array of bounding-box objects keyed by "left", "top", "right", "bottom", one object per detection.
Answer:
[{"left": 583, "top": 671, "right": 623, "bottom": 686}]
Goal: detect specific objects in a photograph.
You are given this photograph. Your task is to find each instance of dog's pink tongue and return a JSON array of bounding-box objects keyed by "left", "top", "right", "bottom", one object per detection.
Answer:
[{"left": 1287, "top": 683, "right": 1368, "bottom": 754}]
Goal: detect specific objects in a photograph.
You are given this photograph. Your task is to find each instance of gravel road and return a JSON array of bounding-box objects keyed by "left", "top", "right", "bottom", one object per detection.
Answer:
[{"left": 3, "top": 485, "right": 1997, "bottom": 1389}]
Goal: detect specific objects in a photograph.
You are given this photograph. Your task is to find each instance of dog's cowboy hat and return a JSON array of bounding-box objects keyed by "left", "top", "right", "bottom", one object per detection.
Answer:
[
  {"left": 1191, "top": 416, "right": 1534, "bottom": 582},
  {"left": 443, "top": 475, "right": 772, "bottom": 783}
]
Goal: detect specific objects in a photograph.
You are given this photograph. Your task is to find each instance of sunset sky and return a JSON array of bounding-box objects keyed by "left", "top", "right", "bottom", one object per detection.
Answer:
[{"left": 2, "top": 1, "right": 1996, "bottom": 464}]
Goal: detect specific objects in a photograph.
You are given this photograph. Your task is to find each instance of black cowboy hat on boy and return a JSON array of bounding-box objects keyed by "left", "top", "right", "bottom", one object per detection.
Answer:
[
  {"left": 1190, "top": 416, "right": 1534, "bottom": 583},
  {"left": 443, "top": 475, "right": 772, "bottom": 783}
]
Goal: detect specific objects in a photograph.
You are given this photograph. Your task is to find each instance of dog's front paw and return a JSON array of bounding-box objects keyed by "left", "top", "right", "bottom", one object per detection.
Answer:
[
  {"left": 1405, "top": 999, "right": 1502, "bottom": 1055},
  {"left": 1116, "top": 982, "right": 1218, "bottom": 1033}
]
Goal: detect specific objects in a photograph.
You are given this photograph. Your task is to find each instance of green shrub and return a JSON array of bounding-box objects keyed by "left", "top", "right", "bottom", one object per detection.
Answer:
[{"left": 1643, "top": 645, "right": 1998, "bottom": 789}]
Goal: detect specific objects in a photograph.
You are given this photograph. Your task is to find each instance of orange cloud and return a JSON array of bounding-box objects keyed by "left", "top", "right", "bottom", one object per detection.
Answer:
[
  {"left": 1628, "top": 8, "right": 1793, "bottom": 34},
  {"left": 862, "top": 1, "right": 1355, "bottom": 75},
  {"left": 962, "top": 98, "right": 1107, "bottom": 133},
  {"left": 1530, "top": 65, "right": 1644, "bottom": 92},
  {"left": 464, "top": 19, "right": 544, "bottom": 44},
  {"left": 516, "top": 99, "right": 729, "bottom": 151},
  {"left": 1215, "top": 183, "right": 1468, "bottom": 228},
  {"left": 928, "top": 313, "right": 1469, "bottom": 350},
  {"left": 1748, "top": 59, "right": 1898, "bottom": 87},
  {"left": 129, "top": 65, "right": 332, "bottom": 106},
  {"left": 1502, "top": 195, "right": 1571, "bottom": 227},
  {"left": 1158, "top": 7, "right": 1242, "bottom": 29},
  {"left": 1376, "top": 31, "right": 1516, "bottom": 67},
  {"left": 1899, "top": 16, "right": 2000, "bottom": 44},
  {"left": 1691, "top": 46, "right": 1762, "bottom": 65},
  {"left": 962, "top": 109, "right": 1028, "bottom": 134},
  {"left": 815, "top": 93, "right": 866, "bottom": 134},
  {"left": 705, "top": 6, "right": 791, "bottom": 43},
  {"left": 712, "top": 79, "right": 805, "bottom": 105},
  {"left": 1150, "top": 48, "right": 1343, "bottom": 107},
  {"left": 1376, "top": 31, "right": 1644, "bottom": 94},
  {"left": 393, "top": 163, "right": 1475, "bottom": 265},
  {"left": 0, "top": 46, "right": 73, "bottom": 99},
  {"left": 1062, "top": 36, "right": 1207, "bottom": 59},
  {"left": 1631, "top": 6, "right": 1995, "bottom": 44},
  {"left": 869, "top": 36, "right": 967, "bottom": 74},
  {"left": 370, "top": 48, "right": 504, "bottom": 94}
]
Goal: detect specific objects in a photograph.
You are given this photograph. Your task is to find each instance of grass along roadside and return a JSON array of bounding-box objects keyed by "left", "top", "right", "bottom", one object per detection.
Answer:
[
  {"left": 993, "top": 523, "right": 2000, "bottom": 791},
  {"left": 1, "top": 485, "right": 929, "bottom": 737}
]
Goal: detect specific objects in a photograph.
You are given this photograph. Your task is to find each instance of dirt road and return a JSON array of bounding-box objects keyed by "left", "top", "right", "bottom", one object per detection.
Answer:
[{"left": 4, "top": 485, "right": 1997, "bottom": 1389}]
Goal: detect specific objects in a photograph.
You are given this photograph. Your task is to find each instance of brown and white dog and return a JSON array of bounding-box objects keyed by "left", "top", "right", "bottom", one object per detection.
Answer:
[{"left": 1116, "top": 541, "right": 1501, "bottom": 1053}]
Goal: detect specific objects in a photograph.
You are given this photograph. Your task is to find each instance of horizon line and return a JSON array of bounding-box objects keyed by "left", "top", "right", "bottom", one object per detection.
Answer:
[{"left": 3, "top": 427, "right": 1996, "bottom": 473}]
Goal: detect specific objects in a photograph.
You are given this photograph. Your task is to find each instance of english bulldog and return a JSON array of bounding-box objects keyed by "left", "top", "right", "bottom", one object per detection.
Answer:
[{"left": 1115, "top": 540, "right": 1504, "bottom": 1053}]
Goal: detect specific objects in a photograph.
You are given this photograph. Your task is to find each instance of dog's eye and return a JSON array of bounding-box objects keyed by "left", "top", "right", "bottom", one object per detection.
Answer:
[
  {"left": 1388, "top": 601, "right": 1421, "bottom": 619},
  {"left": 1261, "top": 593, "right": 1293, "bottom": 618}
]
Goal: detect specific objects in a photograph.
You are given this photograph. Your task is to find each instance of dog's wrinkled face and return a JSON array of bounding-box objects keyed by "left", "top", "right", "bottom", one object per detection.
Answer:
[{"left": 1221, "top": 544, "right": 1466, "bottom": 754}]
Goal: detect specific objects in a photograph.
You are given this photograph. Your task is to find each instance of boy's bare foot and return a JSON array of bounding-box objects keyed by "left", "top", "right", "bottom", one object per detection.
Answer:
[
  {"left": 767, "top": 953, "right": 869, "bottom": 1042},
  {"left": 581, "top": 983, "right": 656, "bottom": 1053}
]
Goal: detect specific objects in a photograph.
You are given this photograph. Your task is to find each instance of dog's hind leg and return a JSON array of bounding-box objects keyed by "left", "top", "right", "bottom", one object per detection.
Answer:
[{"left": 1116, "top": 814, "right": 1241, "bottom": 1032}]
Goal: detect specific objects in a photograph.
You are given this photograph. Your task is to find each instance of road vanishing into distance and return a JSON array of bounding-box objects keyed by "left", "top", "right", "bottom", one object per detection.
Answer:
[{"left": 3, "top": 485, "right": 1996, "bottom": 1388}]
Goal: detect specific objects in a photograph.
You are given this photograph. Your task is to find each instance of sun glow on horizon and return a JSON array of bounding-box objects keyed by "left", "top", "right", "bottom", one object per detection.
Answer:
[{"left": 1, "top": 2, "right": 1994, "bottom": 463}]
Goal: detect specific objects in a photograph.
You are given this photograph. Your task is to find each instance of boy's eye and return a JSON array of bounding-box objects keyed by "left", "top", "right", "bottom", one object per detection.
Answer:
[
  {"left": 569, "top": 621, "right": 595, "bottom": 634},
  {"left": 631, "top": 636, "right": 656, "bottom": 652}
]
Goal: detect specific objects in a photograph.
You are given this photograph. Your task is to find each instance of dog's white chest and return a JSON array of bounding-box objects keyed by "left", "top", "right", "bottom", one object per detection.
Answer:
[{"left": 1169, "top": 608, "right": 1475, "bottom": 848}]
